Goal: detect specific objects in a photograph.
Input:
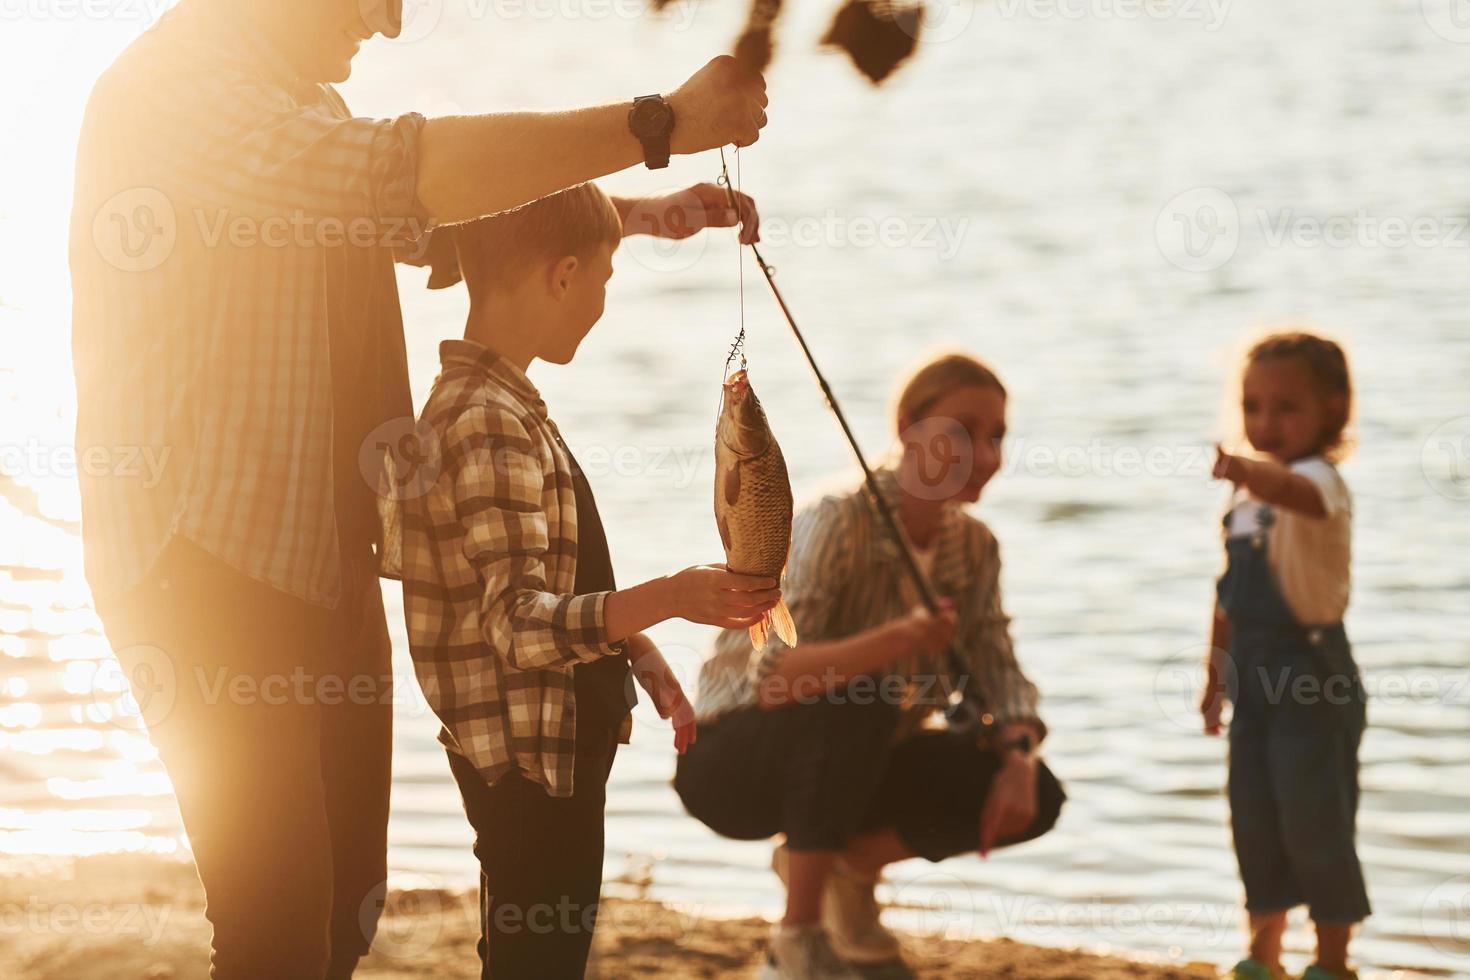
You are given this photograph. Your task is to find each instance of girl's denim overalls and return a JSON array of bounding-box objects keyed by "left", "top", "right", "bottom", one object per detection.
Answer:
[{"left": 1216, "top": 504, "right": 1371, "bottom": 923}]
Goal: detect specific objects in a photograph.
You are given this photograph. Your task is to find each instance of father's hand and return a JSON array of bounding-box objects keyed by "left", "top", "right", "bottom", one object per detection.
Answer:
[
  {"left": 668, "top": 55, "right": 768, "bottom": 153},
  {"left": 622, "top": 183, "right": 761, "bottom": 245}
]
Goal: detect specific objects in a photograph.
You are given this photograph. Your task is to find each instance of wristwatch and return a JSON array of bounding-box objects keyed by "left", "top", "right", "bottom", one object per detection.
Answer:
[{"left": 628, "top": 94, "right": 675, "bottom": 170}]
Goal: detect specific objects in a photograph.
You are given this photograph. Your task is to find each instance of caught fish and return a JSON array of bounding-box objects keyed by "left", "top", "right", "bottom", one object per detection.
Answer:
[{"left": 715, "top": 369, "right": 798, "bottom": 651}]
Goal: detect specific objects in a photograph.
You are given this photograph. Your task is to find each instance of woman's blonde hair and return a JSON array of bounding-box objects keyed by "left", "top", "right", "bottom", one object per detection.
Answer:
[
  {"left": 1241, "top": 329, "right": 1355, "bottom": 461},
  {"left": 891, "top": 351, "right": 1006, "bottom": 435}
]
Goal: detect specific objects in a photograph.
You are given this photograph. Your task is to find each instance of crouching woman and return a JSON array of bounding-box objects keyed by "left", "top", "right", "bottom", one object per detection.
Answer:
[{"left": 674, "top": 352, "right": 1066, "bottom": 980}]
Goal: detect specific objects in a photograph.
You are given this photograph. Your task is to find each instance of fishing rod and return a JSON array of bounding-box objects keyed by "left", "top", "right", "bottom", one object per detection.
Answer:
[{"left": 715, "top": 148, "right": 992, "bottom": 739}]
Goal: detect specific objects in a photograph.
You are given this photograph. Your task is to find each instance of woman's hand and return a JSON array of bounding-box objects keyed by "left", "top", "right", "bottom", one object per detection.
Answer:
[
  {"left": 668, "top": 564, "right": 780, "bottom": 630},
  {"left": 979, "top": 752, "right": 1038, "bottom": 858},
  {"left": 628, "top": 635, "right": 697, "bottom": 754},
  {"left": 891, "top": 601, "right": 958, "bottom": 659}
]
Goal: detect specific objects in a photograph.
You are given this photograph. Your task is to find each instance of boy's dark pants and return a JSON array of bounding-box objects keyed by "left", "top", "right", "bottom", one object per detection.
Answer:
[
  {"left": 96, "top": 536, "right": 393, "bottom": 980},
  {"left": 447, "top": 704, "right": 620, "bottom": 980}
]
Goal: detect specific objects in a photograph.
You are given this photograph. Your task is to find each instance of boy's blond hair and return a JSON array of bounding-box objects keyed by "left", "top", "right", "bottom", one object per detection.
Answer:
[{"left": 452, "top": 182, "right": 623, "bottom": 297}]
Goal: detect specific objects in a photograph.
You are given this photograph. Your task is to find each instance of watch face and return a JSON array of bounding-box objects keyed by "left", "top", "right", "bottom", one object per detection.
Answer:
[{"left": 632, "top": 99, "right": 673, "bottom": 136}]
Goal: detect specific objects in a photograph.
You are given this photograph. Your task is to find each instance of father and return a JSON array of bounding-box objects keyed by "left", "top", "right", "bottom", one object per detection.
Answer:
[{"left": 68, "top": 1, "right": 766, "bottom": 977}]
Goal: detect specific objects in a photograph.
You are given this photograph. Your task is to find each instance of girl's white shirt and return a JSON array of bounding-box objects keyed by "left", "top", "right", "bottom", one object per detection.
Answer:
[{"left": 1226, "top": 455, "right": 1353, "bottom": 626}]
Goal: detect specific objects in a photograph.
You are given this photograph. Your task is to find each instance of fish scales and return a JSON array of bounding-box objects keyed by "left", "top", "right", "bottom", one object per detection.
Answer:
[{"left": 715, "top": 369, "right": 798, "bottom": 651}]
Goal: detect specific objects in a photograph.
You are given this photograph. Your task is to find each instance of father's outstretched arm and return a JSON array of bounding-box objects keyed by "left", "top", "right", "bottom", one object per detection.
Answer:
[{"left": 416, "top": 56, "right": 767, "bottom": 225}]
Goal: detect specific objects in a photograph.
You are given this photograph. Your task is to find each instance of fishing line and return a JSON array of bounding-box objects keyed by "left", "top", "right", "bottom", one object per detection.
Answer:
[
  {"left": 718, "top": 145, "right": 748, "bottom": 381},
  {"left": 712, "top": 145, "right": 992, "bottom": 738}
]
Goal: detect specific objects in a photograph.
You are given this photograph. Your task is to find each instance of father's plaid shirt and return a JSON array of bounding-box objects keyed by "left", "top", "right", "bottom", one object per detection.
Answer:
[
  {"left": 69, "top": 1, "right": 434, "bottom": 608},
  {"left": 397, "top": 340, "right": 631, "bottom": 798}
]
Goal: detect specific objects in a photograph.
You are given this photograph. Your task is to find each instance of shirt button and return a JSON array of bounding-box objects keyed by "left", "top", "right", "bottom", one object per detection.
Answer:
[{"left": 1308, "top": 628, "right": 1323, "bottom": 645}]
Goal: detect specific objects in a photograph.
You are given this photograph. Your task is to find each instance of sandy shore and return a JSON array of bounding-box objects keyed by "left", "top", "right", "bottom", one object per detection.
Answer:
[{"left": 0, "top": 856, "right": 1218, "bottom": 979}]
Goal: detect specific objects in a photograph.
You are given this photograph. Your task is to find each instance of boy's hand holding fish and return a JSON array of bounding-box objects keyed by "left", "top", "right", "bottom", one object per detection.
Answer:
[{"left": 603, "top": 565, "right": 781, "bottom": 640}]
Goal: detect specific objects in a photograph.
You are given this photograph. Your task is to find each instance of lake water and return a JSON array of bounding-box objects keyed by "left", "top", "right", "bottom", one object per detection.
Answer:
[{"left": 2, "top": 1, "right": 1468, "bottom": 975}]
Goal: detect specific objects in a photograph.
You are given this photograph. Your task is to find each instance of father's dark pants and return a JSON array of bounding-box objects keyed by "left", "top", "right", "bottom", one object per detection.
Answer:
[{"left": 96, "top": 536, "right": 393, "bottom": 979}]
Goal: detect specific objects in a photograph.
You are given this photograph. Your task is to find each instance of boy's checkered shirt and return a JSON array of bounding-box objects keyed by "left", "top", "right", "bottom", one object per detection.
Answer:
[{"left": 394, "top": 339, "right": 631, "bottom": 798}]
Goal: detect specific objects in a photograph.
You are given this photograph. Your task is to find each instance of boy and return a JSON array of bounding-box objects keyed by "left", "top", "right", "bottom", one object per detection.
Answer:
[{"left": 397, "top": 181, "right": 782, "bottom": 978}]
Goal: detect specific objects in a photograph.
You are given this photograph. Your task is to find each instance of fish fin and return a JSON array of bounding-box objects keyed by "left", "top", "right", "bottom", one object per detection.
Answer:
[
  {"left": 770, "top": 598, "right": 798, "bottom": 648},
  {"left": 718, "top": 514, "right": 732, "bottom": 553},
  {"left": 724, "top": 463, "right": 741, "bottom": 508},
  {"left": 748, "top": 614, "right": 770, "bottom": 652}
]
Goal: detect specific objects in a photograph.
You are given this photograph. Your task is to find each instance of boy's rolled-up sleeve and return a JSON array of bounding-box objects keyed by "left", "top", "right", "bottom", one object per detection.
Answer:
[{"left": 446, "top": 406, "right": 623, "bottom": 671}]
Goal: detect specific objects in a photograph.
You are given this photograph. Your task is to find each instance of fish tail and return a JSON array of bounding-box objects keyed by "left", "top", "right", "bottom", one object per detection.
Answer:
[
  {"left": 748, "top": 614, "right": 770, "bottom": 652},
  {"left": 770, "top": 598, "right": 797, "bottom": 648}
]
